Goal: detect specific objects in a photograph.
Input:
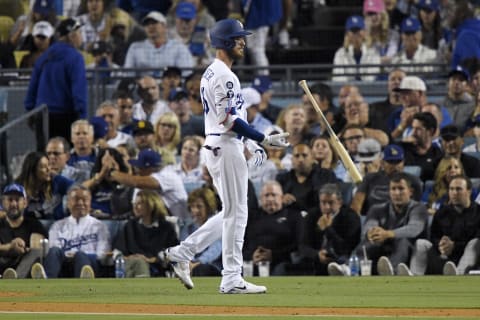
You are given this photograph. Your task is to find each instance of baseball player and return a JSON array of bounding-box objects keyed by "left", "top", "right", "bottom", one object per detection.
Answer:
[{"left": 163, "top": 18, "right": 289, "bottom": 294}]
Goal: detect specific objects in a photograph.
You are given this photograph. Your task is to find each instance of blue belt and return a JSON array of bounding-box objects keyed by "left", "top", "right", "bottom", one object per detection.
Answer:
[{"left": 207, "top": 133, "right": 242, "bottom": 140}]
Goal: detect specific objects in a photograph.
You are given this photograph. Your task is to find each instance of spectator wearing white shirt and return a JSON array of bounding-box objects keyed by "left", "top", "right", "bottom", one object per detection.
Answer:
[
  {"left": 132, "top": 76, "right": 170, "bottom": 126},
  {"left": 95, "top": 100, "right": 135, "bottom": 149}
]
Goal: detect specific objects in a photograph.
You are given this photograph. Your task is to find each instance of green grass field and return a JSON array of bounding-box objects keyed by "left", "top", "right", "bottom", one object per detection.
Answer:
[{"left": 0, "top": 276, "right": 479, "bottom": 319}]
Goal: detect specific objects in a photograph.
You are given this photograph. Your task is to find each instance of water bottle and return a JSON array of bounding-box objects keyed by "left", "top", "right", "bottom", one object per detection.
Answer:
[
  {"left": 115, "top": 254, "right": 126, "bottom": 278},
  {"left": 349, "top": 254, "right": 360, "bottom": 276}
]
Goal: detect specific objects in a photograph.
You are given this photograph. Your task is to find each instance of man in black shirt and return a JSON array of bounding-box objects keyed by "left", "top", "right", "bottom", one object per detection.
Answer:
[{"left": 440, "top": 125, "right": 480, "bottom": 178}]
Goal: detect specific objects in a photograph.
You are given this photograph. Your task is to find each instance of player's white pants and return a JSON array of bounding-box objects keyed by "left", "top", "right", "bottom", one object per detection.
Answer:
[
  {"left": 247, "top": 26, "right": 269, "bottom": 75},
  {"left": 168, "top": 135, "right": 248, "bottom": 291}
]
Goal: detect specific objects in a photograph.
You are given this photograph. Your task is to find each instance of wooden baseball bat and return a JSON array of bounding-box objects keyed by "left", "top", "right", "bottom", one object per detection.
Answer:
[{"left": 298, "top": 80, "right": 363, "bottom": 184}]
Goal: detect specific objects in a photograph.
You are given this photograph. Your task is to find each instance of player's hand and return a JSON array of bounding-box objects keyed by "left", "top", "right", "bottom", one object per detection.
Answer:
[
  {"left": 261, "top": 132, "right": 290, "bottom": 148},
  {"left": 245, "top": 140, "right": 267, "bottom": 167}
]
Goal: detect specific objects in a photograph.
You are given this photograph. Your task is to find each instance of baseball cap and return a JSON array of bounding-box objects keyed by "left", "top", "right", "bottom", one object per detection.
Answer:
[
  {"left": 251, "top": 75, "right": 272, "bottom": 94},
  {"left": 356, "top": 138, "right": 381, "bottom": 162},
  {"left": 401, "top": 17, "right": 421, "bottom": 33},
  {"left": 393, "top": 76, "right": 427, "bottom": 92},
  {"left": 448, "top": 65, "right": 470, "bottom": 81},
  {"left": 57, "top": 18, "right": 83, "bottom": 37},
  {"left": 162, "top": 66, "right": 182, "bottom": 78},
  {"left": 129, "top": 149, "right": 162, "bottom": 168},
  {"left": 440, "top": 125, "right": 461, "bottom": 140},
  {"left": 33, "top": 0, "right": 55, "bottom": 14},
  {"left": 132, "top": 120, "right": 154, "bottom": 135},
  {"left": 241, "top": 87, "right": 261, "bottom": 109},
  {"left": 176, "top": 2, "right": 197, "bottom": 20},
  {"left": 168, "top": 87, "right": 189, "bottom": 101},
  {"left": 32, "top": 21, "right": 54, "bottom": 38},
  {"left": 90, "top": 41, "right": 112, "bottom": 56},
  {"left": 2, "top": 183, "right": 27, "bottom": 198},
  {"left": 383, "top": 144, "right": 404, "bottom": 162},
  {"left": 89, "top": 116, "right": 109, "bottom": 140},
  {"left": 345, "top": 15, "right": 365, "bottom": 31},
  {"left": 417, "top": 0, "right": 440, "bottom": 12},
  {"left": 363, "top": 0, "right": 385, "bottom": 13},
  {"left": 142, "top": 11, "right": 167, "bottom": 25}
]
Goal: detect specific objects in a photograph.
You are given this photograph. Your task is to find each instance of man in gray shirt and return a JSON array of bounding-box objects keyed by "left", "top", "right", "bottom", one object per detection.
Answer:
[{"left": 357, "top": 172, "right": 428, "bottom": 275}]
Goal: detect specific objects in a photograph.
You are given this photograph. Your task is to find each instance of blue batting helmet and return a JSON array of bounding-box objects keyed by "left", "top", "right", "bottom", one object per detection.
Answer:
[{"left": 209, "top": 19, "right": 251, "bottom": 50}]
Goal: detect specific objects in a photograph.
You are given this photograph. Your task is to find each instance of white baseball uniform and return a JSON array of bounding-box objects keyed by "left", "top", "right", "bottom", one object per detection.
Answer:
[{"left": 167, "top": 58, "right": 248, "bottom": 291}]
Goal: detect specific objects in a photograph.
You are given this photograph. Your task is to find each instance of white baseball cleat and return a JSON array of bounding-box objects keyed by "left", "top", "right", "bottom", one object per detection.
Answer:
[
  {"left": 160, "top": 249, "right": 194, "bottom": 289},
  {"left": 219, "top": 280, "right": 267, "bottom": 294}
]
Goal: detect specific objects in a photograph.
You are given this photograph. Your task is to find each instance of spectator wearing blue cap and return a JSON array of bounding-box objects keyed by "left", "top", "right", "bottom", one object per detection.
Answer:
[
  {"left": 0, "top": 183, "right": 48, "bottom": 279},
  {"left": 332, "top": 15, "right": 381, "bottom": 82},
  {"left": 463, "top": 115, "right": 480, "bottom": 153},
  {"left": 416, "top": 0, "right": 446, "bottom": 51},
  {"left": 351, "top": 144, "right": 423, "bottom": 216},
  {"left": 250, "top": 75, "right": 282, "bottom": 123},
  {"left": 168, "top": 87, "right": 205, "bottom": 140},
  {"left": 392, "top": 17, "right": 438, "bottom": 74},
  {"left": 109, "top": 148, "right": 189, "bottom": 221},
  {"left": 171, "top": 2, "right": 213, "bottom": 67},
  {"left": 443, "top": 65, "right": 475, "bottom": 132}
]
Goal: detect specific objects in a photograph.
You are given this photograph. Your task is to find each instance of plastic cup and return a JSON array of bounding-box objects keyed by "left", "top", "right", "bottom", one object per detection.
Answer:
[
  {"left": 243, "top": 260, "right": 253, "bottom": 277},
  {"left": 360, "top": 259, "right": 372, "bottom": 276},
  {"left": 257, "top": 261, "right": 270, "bottom": 277}
]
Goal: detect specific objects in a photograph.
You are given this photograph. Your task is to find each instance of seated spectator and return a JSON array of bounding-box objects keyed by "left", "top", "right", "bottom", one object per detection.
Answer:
[
  {"left": 30, "top": 185, "right": 110, "bottom": 279},
  {"left": 339, "top": 124, "right": 366, "bottom": 161},
  {"left": 368, "top": 68, "right": 405, "bottom": 134},
  {"left": 243, "top": 181, "right": 303, "bottom": 276},
  {"left": 132, "top": 119, "right": 156, "bottom": 150},
  {"left": 442, "top": 66, "right": 475, "bottom": 132},
  {"left": 179, "top": 187, "right": 222, "bottom": 276},
  {"left": 333, "top": 85, "right": 360, "bottom": 133},
  {"left": 95, "top": 100, "right": 135, "bottom": 149},
  {"left": 332, "top": 15, "right": 381, "bottom": 82},
  {"left": 463, "top": 115, "right": 480, "bottom": 152},
  {"left": 46, "top": 137, "right": 90, "bottom": 183},
  {"left": 173, "top": 136, "right": 204, "bottom": 193},
  {"left": 87, "top": 41, "right": 123, "bottom": 84},
  {"left": 108, "top": 148, "right": 189, "bottom": 221},
  {"left": 301, "top": 82, "right": 337, "bottom": 136},
  {"left": 160, "top": 66, "right": 182, "bottom": 102},
  {"left": 113, "top": 189, "right": 178, "bottom": 277},
  {"left": 384, "top": 0, "right": 408, "bottom": 32},
  {"left": 76, "top": 0, "right": 112, "bottom": 50},
  {"left": 0, "top": 184, "right": 48, "bottom": 279},
  {"left": 154, "top": 112, "right": 181, "bottom": 165},
  {"left": 299, "top": 183, "right": 361, "bottom": 276},
  {"left": 352, "top": 172, "right": 429, "bottom": 275},
  {"left": 67, "top": 120, "right": 99, "bottom": 182},
  {"left": 403, "top": 175, "right": 480, "bottom": 275},
  {"left": 363, "top": 0, "right": 400, "bottom": 64},
  {"left": 423, "top": 155, "right": 465, "bottom": 215},
  {"left": 464, "top": 90, "right": 480, "bottom": 136},
  {"left": 440, "top": 125, "right": 480, "bottom": 178},
  {"left": 16, "top": 152, "right": 73, "bottom": 220},
  {"left": 351, "top": 144, "right": 423, "bottom": 216},
  {"left": 417, "top": 0, "right": 447, "bottom": 51},
  {"left": 421, "top": 103, "right": 451, "bottom": 147},
  {"left": 276, "top": 104, "right": 315, "bottom": 156},
  {"left": 19, "top": 21, "right": 54, "bottom": 68},
  {"left": 168, "top": 87, "right": 204, "bottom": 140},
  {"left": 402, "top": 112, "right": 443, "bottom": 181},
  {"left": 251, "top": 75, "right": 282, "bottom": 124},
  {"left": 185, "top": 71, "right": 203, "bottom": 116},
  {"left": 392, "top": 17, "right": 438, "bottom": 74},
  {"left": 355, "top": 138, "right": 382, "bottom": 179},
  {"left": 132, "top": 76, "right": 170, "bottom": 127},
  {"left": 115, "top": 90, "right": 135, "bottom": 135},
  {"left": 124, "top": 11, "right": 194, "bottom": 77},
  {"left": 276, "top": 144, "right": 337, "bottom": 213},
  {"left": 310, "top": 135, "right": 347, "bottom": 182},
  {"left": 243, "top": 87, "right": 272, "bottom": 134}
]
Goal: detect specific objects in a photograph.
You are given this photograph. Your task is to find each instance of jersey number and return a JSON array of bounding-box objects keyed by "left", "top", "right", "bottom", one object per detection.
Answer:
[{"left": 200, "top": 87, "right": 209, "bottom": 114}]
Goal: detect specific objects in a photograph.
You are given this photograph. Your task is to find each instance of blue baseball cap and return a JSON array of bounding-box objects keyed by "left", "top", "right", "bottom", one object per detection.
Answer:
[
  {"left": 3, "top": 183, "right": 27, "bottom": 198},
  {"left": 448, "top": 65, "right": 470, "bottom": 81},
  {"left": 33, "top": 0, "right": 55, "bottom": 14},
  {"left": 401, "top": 17, "right": 421, "bottom": 33},
  {"left": 176, "top": 2, "right": 196, "bottom": 20},
  {"left": 383, "top": 144, "right": 404, "bottom": 161},
  {"left": 89, "top": 116, "right": 109, "bottom": 140},
  {"left": 345, "top": 15, "right": 365, "bottom": 31},
  {"left": 417, "top": 0, "right": 440, "bottom": 12},
  {"left": 251, "top": 75, "right": 272, "bottom": 94},
  {"left": 129, "top": 149, "right": 162, "bottom": 168}
]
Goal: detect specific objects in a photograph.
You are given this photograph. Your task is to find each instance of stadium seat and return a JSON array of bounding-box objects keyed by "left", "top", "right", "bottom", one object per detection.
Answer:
[
  {"left": 14, "top": 50, "right": 29, "bottom": 68},
  {"left": 0, "top": 15, "right": 14, "bottom": 43}
]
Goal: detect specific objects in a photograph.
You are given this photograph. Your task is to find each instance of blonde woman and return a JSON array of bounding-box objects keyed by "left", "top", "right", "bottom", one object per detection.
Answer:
[
  {"left": 113, "top": 190, "right": 178, "bottom": 277},
  {"left": 154, "top": 112, "right": 181, "bottom": 165}
]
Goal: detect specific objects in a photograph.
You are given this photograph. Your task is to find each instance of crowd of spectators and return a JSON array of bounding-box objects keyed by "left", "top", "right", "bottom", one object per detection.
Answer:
[{"left": 1, "top": 0, "right": 480, "bottom": 279}]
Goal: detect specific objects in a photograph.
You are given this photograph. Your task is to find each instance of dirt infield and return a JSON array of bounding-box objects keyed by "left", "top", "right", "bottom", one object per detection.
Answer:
[{"left": 0, "top": 301, "right": 478, "bottom": 317}]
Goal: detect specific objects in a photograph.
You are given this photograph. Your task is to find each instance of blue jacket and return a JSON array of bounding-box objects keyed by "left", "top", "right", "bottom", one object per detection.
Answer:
[
  {"left": 243, "top": 0, "right": 283, "bottom": 29},
  {"left": 24, "top": 42, "right": 87, "bottom": 118},
  {"left": 451, "top": 18, "right": 480, "bottom": 68}
]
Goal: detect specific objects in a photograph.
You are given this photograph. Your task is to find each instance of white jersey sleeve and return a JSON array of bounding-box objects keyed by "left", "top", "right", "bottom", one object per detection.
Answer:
[{"left": 200, "top": 59, "right": 246, "bottom": 134}]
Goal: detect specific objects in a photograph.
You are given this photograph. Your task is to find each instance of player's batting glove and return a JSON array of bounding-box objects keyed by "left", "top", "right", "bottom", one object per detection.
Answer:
[
  {"left": 261, "top": 132, "right": 290, "bottom": 148},
  {"left": 245, "top": 140, "right": 267, "bottom": 167}
]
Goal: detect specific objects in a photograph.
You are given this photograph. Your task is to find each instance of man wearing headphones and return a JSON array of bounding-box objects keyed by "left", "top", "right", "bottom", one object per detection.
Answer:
[{"left": 132, "top": 76, "right": 170, "bottom": 126}]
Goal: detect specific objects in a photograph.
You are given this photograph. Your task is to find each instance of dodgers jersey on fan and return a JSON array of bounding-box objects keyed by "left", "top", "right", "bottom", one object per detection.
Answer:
[{"left": 200, "top": 58, "right": 246, "bottom": 134}]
